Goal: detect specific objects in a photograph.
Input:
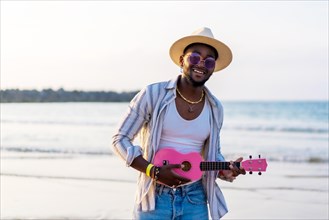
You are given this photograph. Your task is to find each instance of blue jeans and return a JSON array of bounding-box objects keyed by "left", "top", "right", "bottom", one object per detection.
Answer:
[{"left": 134, "top": 180, "right": 209, "bottom": 220}]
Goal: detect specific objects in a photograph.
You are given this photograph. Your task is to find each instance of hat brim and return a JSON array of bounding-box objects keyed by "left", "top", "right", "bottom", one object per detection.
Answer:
[{"left": 169, "top": 35, "right": 233, "bottom": 72}]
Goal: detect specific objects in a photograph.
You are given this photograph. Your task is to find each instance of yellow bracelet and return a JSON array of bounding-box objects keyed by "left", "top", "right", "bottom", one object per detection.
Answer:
[{"left": 146, "top": 164, "right": 154, "bottom": 177}]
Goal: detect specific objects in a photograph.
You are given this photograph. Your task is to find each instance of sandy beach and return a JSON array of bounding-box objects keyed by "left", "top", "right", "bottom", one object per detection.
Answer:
[{"left": 1, "top": 152, "right": 328, "bottom": 220}]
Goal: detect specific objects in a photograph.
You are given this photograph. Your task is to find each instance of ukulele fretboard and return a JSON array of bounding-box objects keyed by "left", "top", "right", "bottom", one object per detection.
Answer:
[{"left": 200, "top": 162, "right": 240, "bottom": 171}]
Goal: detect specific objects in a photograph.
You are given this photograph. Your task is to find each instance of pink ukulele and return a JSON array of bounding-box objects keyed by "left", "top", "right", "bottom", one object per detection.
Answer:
[{"left": 153, "top": 148, "right": 268, "bottom": 181}]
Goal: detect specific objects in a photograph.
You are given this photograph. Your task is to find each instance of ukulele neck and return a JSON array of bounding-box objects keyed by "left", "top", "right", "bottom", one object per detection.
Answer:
[{"left": 200, "top": 161, "right": 240, "bottom": 171}]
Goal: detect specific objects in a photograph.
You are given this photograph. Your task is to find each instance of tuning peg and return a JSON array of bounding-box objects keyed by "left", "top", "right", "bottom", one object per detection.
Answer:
[
  {"left": 249, "top": 171, "right": 253, "bottom": 175},
  {"left": 249, "top": 155, "right": 252, "bottom": 159},
  {"left": 258, "top": 172, "right": 262, "bottom": 175},
  {"left": 258, "top": 155, "right": 261, "bottom": 158}
]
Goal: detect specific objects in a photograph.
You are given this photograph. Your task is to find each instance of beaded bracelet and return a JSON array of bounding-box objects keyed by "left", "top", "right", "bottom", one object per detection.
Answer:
[{"left": 153, "top": 166, "right": 160, "bottom": 181}]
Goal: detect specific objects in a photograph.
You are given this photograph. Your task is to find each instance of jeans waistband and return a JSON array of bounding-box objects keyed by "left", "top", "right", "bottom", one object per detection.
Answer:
[{"left": 156, "top": 179, "right": 203, "bottom": 196}]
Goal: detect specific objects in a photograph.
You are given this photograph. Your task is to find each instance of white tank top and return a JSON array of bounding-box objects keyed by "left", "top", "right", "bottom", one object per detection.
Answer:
[{"left": 159, "top": 99, "right": 211, "bottom": 154}]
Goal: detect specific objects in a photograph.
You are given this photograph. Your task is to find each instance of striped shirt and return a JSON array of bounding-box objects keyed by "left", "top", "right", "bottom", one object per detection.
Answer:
[{"left": 112, "top": 76, "right": 228, "bottom": 219}]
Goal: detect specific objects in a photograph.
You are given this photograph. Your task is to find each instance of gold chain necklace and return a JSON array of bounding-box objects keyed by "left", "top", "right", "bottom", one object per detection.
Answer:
[{"left": 176, "top": 88, "right": 204, "bottom": 105}]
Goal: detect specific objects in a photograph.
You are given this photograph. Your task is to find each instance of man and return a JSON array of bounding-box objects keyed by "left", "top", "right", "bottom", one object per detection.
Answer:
[{"left": 112, "top": 27, "right": 245, "bottom": 219}]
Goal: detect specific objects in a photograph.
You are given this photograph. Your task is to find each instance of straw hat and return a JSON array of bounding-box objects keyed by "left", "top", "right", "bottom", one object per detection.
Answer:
[{"left": 169, "top": 27, "right": 232, "bottom": 72}]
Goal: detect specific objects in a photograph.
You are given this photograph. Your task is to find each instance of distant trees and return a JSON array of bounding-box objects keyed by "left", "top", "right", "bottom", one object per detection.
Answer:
[{"left": 0, "top": 88, "right": 139, "bottom": 103}]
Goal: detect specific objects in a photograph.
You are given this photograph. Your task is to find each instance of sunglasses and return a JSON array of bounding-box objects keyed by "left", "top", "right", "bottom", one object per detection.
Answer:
[{"left": 187, "top": 52, "right": 216, "bottom": 70}]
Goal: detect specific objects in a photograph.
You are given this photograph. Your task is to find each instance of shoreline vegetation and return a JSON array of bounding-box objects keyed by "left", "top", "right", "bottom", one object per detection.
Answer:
[
  {"left": 0, "top": 88, "right": 139, "bottom": 103},
  {"left": 1, "top": 89, "right": 327, "bottom": 103}
]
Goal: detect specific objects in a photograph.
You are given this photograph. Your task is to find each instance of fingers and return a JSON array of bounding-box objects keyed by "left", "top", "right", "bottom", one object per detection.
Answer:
[
  {"left": 235, "top": 157, "right": 243, "bottom": 162},
  {"left": 240, "top": 168, "right": 246, "bottom": 175},
  {"left": 219, "top": 171, "right": 236, "bottom": 182},
  {"left": 228, "top": 160, "right": 239, "bottom": 172},
  {"left": 158, "top": 164, "right": 191, "bottom": 187},
  {"left": 166, "top": 164, "right": 183, "bottom": 169},
  {"left": 171, "top": 172, "right": 191, "bottom": 183},
  {"left": 225, "top": 172, "right": 236, "bottom": 182},
  {"left": 172, "top": 178, "right": 186, "bottom": 188},
  {"left": 164, "top": 164, "right": 189, "bottom": 179},
  {"left": 235, "top": 157, "right": 246, "bottom": 174},
  {"left": 172, "top": 177, "right": 190, "bottom": 188},
  {"left": 221, "top": 176, "right": 235, "bottom": 182},
  {"left": 229, "top": 158, "right": 246, "bottom": 176},
  {"left": 168, "top": 165, "right": 191, "bottom": 184}
]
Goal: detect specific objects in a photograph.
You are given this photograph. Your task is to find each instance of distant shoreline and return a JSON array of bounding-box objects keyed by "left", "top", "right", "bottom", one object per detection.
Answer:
[
  {"left": 0, "top": 88, "right": 139, "bottom": 103},
  {"left": 1, "top": 89, "right": 327, "bottom": 103}
]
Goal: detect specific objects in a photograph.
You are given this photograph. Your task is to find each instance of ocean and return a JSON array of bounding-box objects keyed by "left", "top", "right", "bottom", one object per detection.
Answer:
[{"left": 1, "top": 101, "right": 328, "bottom": 163}]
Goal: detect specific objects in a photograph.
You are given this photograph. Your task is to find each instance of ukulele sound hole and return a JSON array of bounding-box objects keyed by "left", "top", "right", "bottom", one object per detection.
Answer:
[{"left": 181, "top": 161, "right": 191, "bottom": 172}]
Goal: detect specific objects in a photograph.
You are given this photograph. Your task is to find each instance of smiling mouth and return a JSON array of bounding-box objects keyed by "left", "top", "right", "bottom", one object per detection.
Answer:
[{"left": 192, "top": 68, "right": 207, "bottom": 75}]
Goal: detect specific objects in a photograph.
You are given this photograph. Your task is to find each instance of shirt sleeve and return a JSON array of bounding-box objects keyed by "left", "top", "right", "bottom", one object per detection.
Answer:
[
  {"left": 216, "top": 101, "right": 225, "bottom": 162},
  {"left": 216, "top": 136, "right": 225, "bottom": 162},
  {"left": 112, "top": 87, "right": 151, "bottom": 166}
]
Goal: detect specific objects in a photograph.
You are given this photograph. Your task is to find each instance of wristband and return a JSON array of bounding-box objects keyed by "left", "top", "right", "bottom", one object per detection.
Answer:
[{"left": 146, "top": 164, "right": 154, "bottom": 177}]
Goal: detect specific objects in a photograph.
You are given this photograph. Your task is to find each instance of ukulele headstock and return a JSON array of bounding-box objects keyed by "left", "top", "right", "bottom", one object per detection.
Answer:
[{"left": 241, "top": 155, "right": 268, "bottom": 175}]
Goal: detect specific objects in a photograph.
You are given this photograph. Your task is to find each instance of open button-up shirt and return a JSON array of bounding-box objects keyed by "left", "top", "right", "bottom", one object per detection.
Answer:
[{"left": 112, "top": 76, "right": 228, "bottom": 219}]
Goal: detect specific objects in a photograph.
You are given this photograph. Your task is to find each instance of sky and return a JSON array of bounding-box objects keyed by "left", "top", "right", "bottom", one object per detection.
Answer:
[{"left": 1, "top": 1, "right": 328, "bottom": 101}]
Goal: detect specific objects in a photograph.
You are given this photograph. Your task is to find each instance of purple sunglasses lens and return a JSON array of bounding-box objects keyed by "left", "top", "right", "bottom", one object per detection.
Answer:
[
  {"left": 188, "top": 53, "right": 201, "bottom": 65},
  {"left": 204, "top": 58, "right": 216, "bottom": 69},
  {"left": 188, "top": 53, "right": 216, "bottom": 70}
]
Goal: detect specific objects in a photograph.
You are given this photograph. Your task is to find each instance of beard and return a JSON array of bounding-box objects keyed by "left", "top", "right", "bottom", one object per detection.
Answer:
[{"left": 183, "top": 70, "right": 211, "bottom": 87}]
